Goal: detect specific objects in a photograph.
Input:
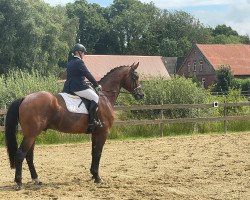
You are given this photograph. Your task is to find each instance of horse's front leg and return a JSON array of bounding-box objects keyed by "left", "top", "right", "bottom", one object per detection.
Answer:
[{"left": 90, "top": 131, "right": 107, "bottom": 183}]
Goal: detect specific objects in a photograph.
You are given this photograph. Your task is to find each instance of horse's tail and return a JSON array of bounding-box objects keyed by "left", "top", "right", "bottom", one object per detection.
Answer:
[{"left": 5, "top": 98, "right": 24, "bottom": 169}]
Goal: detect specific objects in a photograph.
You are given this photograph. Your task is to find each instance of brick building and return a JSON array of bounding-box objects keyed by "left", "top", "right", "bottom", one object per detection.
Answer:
[{"left": 177, "top": 44, "right": 250, "bottom": 88}]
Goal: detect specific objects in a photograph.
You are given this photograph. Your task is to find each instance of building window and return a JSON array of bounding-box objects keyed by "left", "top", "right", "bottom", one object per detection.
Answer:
[
  {"left": 200, "top": 60, "right": 203, "bottom": 71},
  {"left": 187, "top": 61, "right": 191, "bottom": 72},
  {"left": 202, "top": 78, "right": 206, "bottom": 88},
  {"left": 193, "top": 61, "right": 196, "bottom": 72}
]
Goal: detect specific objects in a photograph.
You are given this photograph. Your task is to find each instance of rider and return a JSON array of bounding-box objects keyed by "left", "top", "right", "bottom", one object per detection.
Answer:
[{"left": 63, "top": 43, "right": 102, "bottom": 132}]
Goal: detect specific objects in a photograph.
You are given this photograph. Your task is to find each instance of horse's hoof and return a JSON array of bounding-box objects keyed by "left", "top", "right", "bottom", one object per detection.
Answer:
[
  {"left": 91, "top": 173, "right": 102, "bottom": 183},
  {"left": 94, "top": 178, "right": 102, "bottom": 183},
  {"left": 32, "top": 178, "right": 42, "bottom": 185},
  {"left": 15, "top": 183, "right": 23, "bottom": 191}
]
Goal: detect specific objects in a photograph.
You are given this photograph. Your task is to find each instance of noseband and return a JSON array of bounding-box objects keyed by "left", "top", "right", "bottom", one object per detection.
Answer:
[{"left": 130, "top": 70, "right": 142, "bottom": 96}]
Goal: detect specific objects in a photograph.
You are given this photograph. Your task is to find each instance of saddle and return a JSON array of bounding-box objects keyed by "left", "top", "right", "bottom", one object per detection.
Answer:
[
  {"left": 59, "top": 92, "right": 103, "bottom": 133},
  {"left": 59, "top": 93, "right": 90, "bottom": 114}
]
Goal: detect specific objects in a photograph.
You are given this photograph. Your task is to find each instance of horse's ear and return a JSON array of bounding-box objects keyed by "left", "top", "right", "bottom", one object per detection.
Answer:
[{"left": 132, "top": 62, "right": 139, "bottom": 70}]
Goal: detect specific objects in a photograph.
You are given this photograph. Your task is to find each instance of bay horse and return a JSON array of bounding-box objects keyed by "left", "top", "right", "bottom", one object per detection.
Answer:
[{"left": 4, "top": 62, "right": 144, "bottom": 190}]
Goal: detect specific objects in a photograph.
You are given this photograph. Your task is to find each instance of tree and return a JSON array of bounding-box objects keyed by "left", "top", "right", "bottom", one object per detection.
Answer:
[
  {"left": 105, "top": 1, "right": 210, "bottom": 56},
  {"left": 212, "top": 24, "right": 238, "bottom": 36},
  {"left": 107, "top": 0, "right": 160, "bottom": 55},
  {"left": 214, "top": 65, "right": 234, "bottom": 92},
  {"left": 212, "top": 35, "right": 243, "bottom": 44},
  {"left": 211, "top": 24, "right": 250, "bottom": 44},
  {"left": 0, "top": 0, "right": 78, "bottom": 74},
  {"left": 66, "top": 0, "right": 108, "bottom": 53},
  {"left": 145, "top": 10, "right": 211, "bottom": 57}
]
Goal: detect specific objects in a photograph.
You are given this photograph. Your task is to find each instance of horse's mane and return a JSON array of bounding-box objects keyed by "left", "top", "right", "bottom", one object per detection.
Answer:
[{"left": 99, "top": 65, "right": 130, "bottom": 83}]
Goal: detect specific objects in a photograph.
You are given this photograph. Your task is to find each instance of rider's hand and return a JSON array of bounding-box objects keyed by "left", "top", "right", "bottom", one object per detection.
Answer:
[{"left": 95, "top": 85, "right": 102, "bottom": 92}]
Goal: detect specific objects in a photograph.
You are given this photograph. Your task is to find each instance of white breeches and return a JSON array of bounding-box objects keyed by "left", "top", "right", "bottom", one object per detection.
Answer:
[{"left": 74, "top": 89, "right": 99, "bottom": 103}]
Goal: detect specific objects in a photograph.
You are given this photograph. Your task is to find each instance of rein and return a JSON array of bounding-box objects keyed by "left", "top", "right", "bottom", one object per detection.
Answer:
[
  {"left": 102, "top": 85, "right": 142, "bottom": 95},
  {"left": 100, "top": 89, "right": 127, "bottom": 97}
]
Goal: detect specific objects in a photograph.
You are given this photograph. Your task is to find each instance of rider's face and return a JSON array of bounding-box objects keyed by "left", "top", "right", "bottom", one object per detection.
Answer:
[{"left": 76, "top": 51, "right": 85, "bottom": 59}]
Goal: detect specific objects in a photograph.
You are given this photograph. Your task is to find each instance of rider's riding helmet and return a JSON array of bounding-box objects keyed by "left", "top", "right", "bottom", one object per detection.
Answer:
[{"left": 72, "top": 43, "right": 87, "bottom": 54}]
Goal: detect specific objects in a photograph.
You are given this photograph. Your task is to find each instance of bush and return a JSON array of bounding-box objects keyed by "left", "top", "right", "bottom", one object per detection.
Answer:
[
  {"left": 206, "top": 89, "right": 249, "bottom": 117},
  {"left": 213, "top": 65, "right": 234, "bottom": 92},
  {"left": 0, "top": 69, "right": 63, "bottom": 107},
  {"left": 117, "top": 76, "right": 210, "bottom": 119}
]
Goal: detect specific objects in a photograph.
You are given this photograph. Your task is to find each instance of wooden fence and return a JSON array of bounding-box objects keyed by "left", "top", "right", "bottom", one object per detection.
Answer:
[{"left": 1, "top": 102, "right": 250, "bottom": 132}]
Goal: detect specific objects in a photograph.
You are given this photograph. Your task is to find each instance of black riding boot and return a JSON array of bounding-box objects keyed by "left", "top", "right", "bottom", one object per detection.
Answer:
[{"left": 87, "top": 100, "right": 103, "bottom": 133}]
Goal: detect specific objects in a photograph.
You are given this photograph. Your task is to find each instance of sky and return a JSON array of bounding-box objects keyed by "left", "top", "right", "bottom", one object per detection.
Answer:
[{"left": 44, "top": 0, "right": 250, "bottom": 36}]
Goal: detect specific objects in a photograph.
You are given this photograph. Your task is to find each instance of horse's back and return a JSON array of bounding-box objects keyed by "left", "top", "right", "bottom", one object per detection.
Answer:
[
  {"left": 24, "top": 91, "right": 56, "bottom": 101},
  {"left": 20, "top": 91, "right": 58, "bottom": 111}
]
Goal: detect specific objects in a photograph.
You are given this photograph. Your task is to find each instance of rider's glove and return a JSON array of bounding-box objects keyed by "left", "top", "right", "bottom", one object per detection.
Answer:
[{"left": 95, "top": 85, "right": 102, "bottom": 92}]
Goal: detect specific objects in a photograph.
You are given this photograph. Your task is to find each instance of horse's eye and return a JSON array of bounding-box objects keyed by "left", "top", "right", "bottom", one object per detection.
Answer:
[{"left": 132, "top": 73, "right": 139, "bottom": 80}]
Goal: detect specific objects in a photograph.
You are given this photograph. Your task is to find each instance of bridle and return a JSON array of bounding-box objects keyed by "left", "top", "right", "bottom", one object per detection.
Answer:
[{"left": 130, "top": 69, "right": 142, "bottom": 96}]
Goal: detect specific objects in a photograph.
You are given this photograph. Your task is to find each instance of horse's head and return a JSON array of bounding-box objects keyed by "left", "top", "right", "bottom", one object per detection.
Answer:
[{"left": 122, "top": 62, "right": 144, "bottom": 100}]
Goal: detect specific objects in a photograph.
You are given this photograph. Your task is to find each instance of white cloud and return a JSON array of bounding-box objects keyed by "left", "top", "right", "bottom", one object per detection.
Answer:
[{"left": 225, "top": 2, "right": 250, "bottom": 35}]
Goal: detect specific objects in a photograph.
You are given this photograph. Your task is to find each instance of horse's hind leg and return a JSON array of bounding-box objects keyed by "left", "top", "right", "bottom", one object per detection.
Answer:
[
  {"left": 15, "top": 137, "right": 35, "bottom": 190},
  {"left": 26, "top": 142, "right": 42, "bottom": 185}
]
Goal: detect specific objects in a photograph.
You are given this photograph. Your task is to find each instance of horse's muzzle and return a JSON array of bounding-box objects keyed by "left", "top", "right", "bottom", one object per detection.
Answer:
[
  {"left": 133, "top": 85, "right": 144, "bottom": 100},
  {"left": 135, "top": 94, "right": 144, "bottom": 100},
  {"left": 134, "top": 93, "right": 144, "bottom": 100}
]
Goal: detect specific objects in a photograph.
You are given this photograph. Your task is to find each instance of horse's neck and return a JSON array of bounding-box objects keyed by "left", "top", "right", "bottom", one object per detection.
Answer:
[
  {"left": 99, "top": 67, "right": 128, "bottom": 106},
  {"left": 100, "top": 79, "right": 121, "bottom": 106}
]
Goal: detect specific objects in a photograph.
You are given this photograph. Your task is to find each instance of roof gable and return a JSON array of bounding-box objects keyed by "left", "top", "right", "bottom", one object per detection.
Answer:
[{"left": 196, "top": 44, "right": 250, "bottom": 75}]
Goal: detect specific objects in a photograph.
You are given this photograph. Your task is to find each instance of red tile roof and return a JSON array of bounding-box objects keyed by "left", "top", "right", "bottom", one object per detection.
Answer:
[
  {"left": 197, "top": 44, "right": 250, "bottom": 75},
  {"left": 61, "top": 55, "right": 170, "bottom": 81}
]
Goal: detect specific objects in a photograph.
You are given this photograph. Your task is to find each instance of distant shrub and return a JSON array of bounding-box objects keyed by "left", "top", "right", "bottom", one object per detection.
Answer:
[
  {"left": 213, "top": 65, "right": 234, "bottom": 92},
  {"left": 0, "top": 69, "right": 62, "bottom": 107},
  {"left": 232, "top": 78, "right": 250, "bottom": 95},
  {"left": 117, "top": 76, "right": 210, "bottom": 119}
]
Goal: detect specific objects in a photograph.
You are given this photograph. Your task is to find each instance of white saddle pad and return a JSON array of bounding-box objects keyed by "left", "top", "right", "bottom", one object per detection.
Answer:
[{"left": 59, "top": 93, "right": 88, "bottom": 114}]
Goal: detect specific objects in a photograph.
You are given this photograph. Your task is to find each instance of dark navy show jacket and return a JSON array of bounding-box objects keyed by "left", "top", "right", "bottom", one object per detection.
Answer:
[{"left": 63, "top": 57, "right": 98, "bottom": 93}]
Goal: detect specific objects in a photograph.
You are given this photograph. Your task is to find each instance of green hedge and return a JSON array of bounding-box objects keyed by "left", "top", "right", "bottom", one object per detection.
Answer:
[
  {"left": 0, "top": 69, "right": 62, "bottom": 107},
  {"left": 117, "top": 76, "right": 211, "bottom": 119}
]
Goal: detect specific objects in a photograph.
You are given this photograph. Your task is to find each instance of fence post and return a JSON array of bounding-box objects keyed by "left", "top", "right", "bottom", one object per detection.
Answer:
[
  {"left": 160, "top": 100, "right": 164, "bottom": 137},
  {"left": 4, "top": 105, "right": 6, "bottom": 128},
  {"left": 223, "top": 100, "right": 227, "bottom": 133}
]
